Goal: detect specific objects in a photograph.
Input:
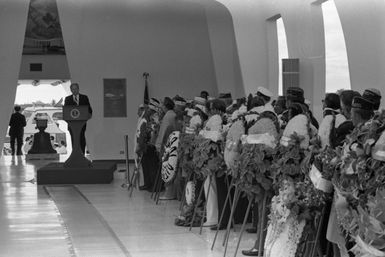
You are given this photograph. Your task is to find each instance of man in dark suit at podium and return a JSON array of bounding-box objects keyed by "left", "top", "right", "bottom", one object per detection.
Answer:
[{"left": 64, "top": 83, "right": 93, "bottom": 154}]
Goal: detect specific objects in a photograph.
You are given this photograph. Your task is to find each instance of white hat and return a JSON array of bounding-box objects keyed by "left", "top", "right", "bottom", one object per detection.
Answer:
[
  {"left": 194, "top": 96, "right": 206, "bottom": 106},
  {"left": 195, "top": 104, "right": 207, "bottom": 114},
  {"left": 149, "top": 98, "right": 160, "bottom": 111},
  {"left": 257, "top": 86, "right": 273, "bottom": 98},
  {"left": 305, "top": 99, "right": 311, "bottom": 105}
]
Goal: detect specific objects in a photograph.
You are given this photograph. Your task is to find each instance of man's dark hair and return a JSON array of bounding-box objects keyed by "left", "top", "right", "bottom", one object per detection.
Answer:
[
  {"left": 200, "top": 91, "right": 209, "bottom": 99},
  {"left": 211, "top": 99, "right": 226, "bottom": 113},
  {"left": 256, "top": 92, "right": 270, "bottom": 104},
  {"left": 340, "top": 90, "right": 360, "bottom": 114},
  {"left": 324, "top": 93, "right": 341, "bottom": 110},
  {"left": 352, "top": 108, "right": 374, "bottom": 122},
  {"left": 163, "top": 97, "right": 175, "bottom": 110},
  {"left": 14, "top": 106, "right": 21, "bottom": 112},
  {"left": 70, "top": 83, "right": 79, "bottom": 90},
  {"left": 250, "top": 96, "right": 265, "bottom": 109}
]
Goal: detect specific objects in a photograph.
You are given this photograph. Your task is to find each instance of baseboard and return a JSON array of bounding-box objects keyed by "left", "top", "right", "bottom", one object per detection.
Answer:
[{"left": 92, "top": 159, "right": 134, "bottom": 164}]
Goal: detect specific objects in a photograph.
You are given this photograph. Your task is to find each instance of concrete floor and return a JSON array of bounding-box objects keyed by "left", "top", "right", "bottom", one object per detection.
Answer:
[{"left": 0, "top": 155, "right": 256, "bottom": 257}]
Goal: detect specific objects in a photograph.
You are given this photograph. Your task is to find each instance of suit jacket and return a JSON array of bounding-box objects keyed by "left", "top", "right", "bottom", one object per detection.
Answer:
[
  {"left": 9, "top": 112, "right": 26, "bottom": 136},
  {"left": 155, "top": 110, "right": 176, "bottom": 153},
  {"left": 64, "top": 93, "right": 93, "bottom": 114}
]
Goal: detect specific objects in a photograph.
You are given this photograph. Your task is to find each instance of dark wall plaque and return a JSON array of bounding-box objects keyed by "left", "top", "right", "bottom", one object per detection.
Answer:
[{"left": 103, "top": 79, "right": 127, "bottom": 117}]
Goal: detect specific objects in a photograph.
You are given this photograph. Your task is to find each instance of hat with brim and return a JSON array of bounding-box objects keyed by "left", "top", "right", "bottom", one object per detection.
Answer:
[
  {"left": 194, "top": 96, "right": 206, "bottom": 106},
  {"left": 352, "top": 96, "right": 375, "bottom": 111},
  {"left": 195, "top": 104, "right": 207, "bottom": 115},
  {"left": 257, "top": 86, "right": 273, "bottom": 98},
  {"left": 363, "top": 88, "right": 381, "bottom": 110},
  {"left": 149, "top": 98, "right": 160, "bottom": 111},
  {"left": 218, "top": 93, "right": 233, "bottom": 107},
  {"left": 286, "top": 87, "right": 304, "bottom": 103},
  {"left": 173, "top": 95, "right": 186, "bottom": 107}
]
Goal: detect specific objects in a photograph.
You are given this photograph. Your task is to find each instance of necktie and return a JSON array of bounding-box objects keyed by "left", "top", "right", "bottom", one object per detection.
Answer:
[{"left": 74, "top": 95, "right": 79, "bottom": 105}]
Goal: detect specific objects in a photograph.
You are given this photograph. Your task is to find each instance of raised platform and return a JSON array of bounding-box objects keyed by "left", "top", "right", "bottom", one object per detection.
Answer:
[
  {"left": 26, "top": 153, "right": 60, "bottom": 161},
  {"left": 37, "top": 162, "right": 116, "bottom": 185}
]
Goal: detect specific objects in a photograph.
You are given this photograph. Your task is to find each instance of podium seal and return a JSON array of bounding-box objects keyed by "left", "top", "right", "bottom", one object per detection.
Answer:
[{"left": 70, "top": 108, "right": 81, "bottom": 119}]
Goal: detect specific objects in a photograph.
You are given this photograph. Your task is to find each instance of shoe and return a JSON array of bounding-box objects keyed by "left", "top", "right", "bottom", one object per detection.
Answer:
[
  {"left": 159, "top": 195, "right": 176, "bottom": 200},
  {"left": 202, "top": 221, "right": 217, "bottom": 227},
  {"left": 241, "top": 247, "right": 263, "bottom": 256},
  {"left": 139, "top": 185, "right": 148, "bottom": 191},
  {"left": 246, "top": 227, "right": 257, "bottom": 233}
]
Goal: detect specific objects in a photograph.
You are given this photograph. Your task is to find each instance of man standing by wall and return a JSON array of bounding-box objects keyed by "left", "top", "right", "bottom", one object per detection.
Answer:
[
  {"left": 64, "top": 83, "right": 93, "bottom": 154},
  {"left": 9, "top": 106, "right": 26, "bottom": 156}
]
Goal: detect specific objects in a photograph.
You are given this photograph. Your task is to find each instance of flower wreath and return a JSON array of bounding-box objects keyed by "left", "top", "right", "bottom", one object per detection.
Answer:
[
  {"left": 192, "top": 135, "right": 226, "bottom": 180},
  {"left": 177, "top": 132, "right": 197, "bottom": 178}
]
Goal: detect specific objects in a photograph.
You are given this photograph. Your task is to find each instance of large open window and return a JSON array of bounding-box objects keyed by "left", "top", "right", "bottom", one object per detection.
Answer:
[
  {"left": 277, "top": 17, "right": 289, "bottom": 95},
  {"left": 322, "top": 0, "right": 351, "bottom": 92}
]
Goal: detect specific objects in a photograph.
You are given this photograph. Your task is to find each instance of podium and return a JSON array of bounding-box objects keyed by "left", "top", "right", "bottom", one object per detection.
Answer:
[
  {"left": 63, "top": 105, "right": 91, "bottom": 168},
  {"left": 36, "top": 105, "right": 115, "bottom": 185}
]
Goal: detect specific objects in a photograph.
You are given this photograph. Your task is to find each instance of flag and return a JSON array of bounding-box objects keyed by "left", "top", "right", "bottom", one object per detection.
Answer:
[{"left": 143, "top": 72, "right": 149, "bottom": 105}]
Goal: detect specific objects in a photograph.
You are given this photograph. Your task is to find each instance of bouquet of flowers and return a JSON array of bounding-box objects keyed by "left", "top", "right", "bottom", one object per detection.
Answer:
[
  {"left": 308, "top": 146, "right": 339, "bottom": 194},
  {"left": 351, "top": 189, "right": 385, "bottom": 257},
  {"left": 332, "top": 111, "right": 385, "bottom": 254},
  {"left": 313, "top": 146, "right": 338, "bottom": 181},
  {"left": 290, "top": 178, "right": 331, "bottom": 220},
  {"left": 333, "top": 112, "right": 385, "bottom": 202}
]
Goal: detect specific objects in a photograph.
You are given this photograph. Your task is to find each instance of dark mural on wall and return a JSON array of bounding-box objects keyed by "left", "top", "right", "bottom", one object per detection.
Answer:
[{"left": 23, "top": 0, "right": 65, "bottom": 55}]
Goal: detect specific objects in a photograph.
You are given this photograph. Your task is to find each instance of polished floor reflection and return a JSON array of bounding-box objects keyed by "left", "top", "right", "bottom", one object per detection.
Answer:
[{"left": 0, "top": 155, "right": 255, "bottom": 257}]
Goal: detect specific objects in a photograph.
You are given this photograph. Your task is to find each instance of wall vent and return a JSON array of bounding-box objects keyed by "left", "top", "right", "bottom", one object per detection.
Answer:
[{"left": 30, "top": 63, "right": 42, "bottom": 71}]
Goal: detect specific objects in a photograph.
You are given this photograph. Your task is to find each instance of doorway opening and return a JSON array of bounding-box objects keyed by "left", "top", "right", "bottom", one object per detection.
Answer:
[{"left": 3, "top": 80, "right": 72, "bottom": 156}]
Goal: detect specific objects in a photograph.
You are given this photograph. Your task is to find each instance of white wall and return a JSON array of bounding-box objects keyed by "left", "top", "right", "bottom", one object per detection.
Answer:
[
  {"left": 19, "top": 55, "right": 70, "bottom": 80},
  {"left": 57, "top": 0, "right": 219, "bottom": 159},
  {"left": 203, "top": 1, "right": 244, "bottom": 98},
  {"left": 0, "top": 0, "right": 29, "bottom": 154},
  {"left": 335, "top": 0, "right": 385, "bottom": 108},
  {"left": 214, "top": 0, "right": 270, "bottom": 96}
]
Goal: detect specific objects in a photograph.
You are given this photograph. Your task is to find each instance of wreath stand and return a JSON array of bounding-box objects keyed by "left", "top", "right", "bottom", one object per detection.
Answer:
[
  {"left": 222, "top": 185, "right": 241, "bottom": 256},
  {"left": 151, "top": 160, "right": 163, "bottom": 204},
  {"left": 211, "top": 174, "right": 236, "bottom": 250},
  {"left": 179, "top": 171, "right": 195, "bottom": 211},
  {"left": 121, "top": 135, "right": 131, "bottom": 188},
  {"left": 189, "top": 174, "right": 213, "bottom": 234},
  {"left": 310, "top": 204, "right": 328, "bottom": 257}
]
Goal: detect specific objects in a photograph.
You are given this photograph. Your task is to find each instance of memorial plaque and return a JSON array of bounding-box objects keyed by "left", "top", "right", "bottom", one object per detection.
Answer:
[{"left": 103, "top": 79, "right": 127, "bottom": 117}]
